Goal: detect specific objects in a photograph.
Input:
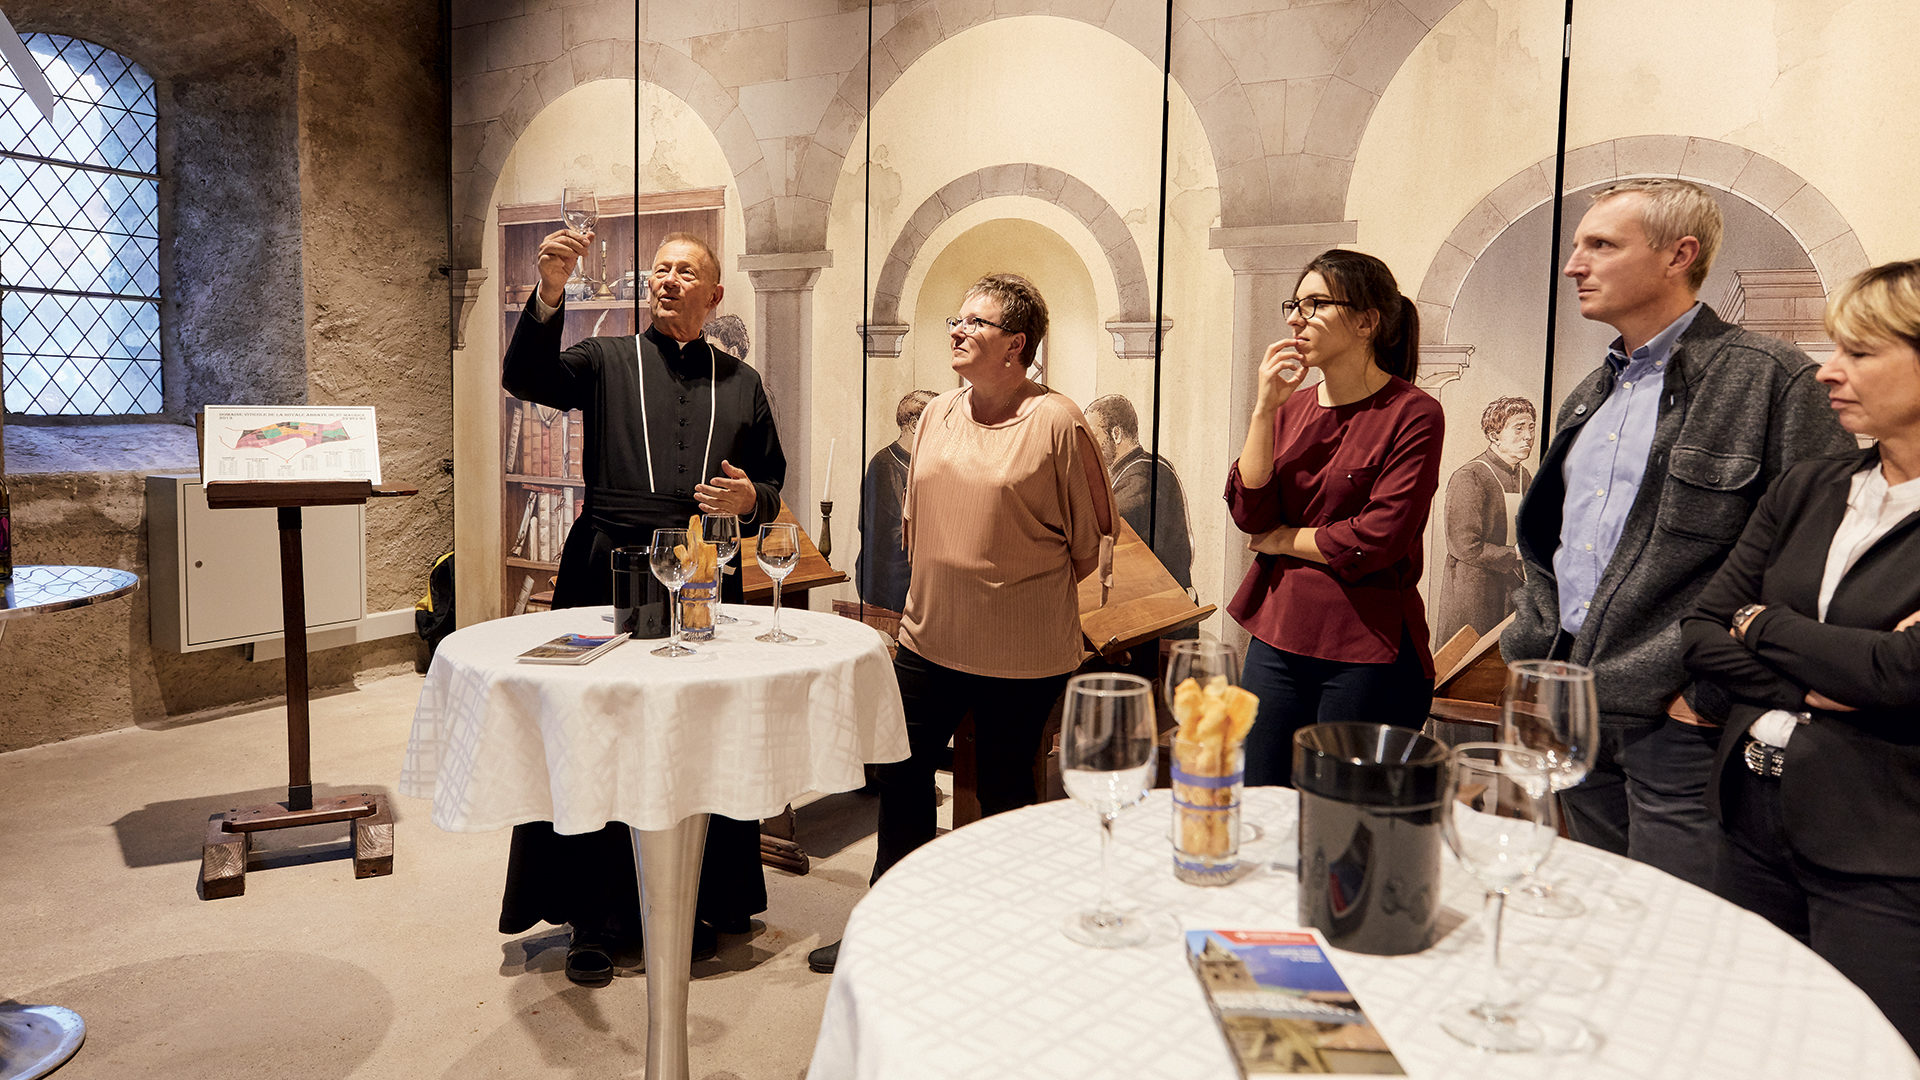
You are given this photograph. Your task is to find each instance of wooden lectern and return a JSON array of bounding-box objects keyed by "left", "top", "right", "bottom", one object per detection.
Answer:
[{"left": 197, "top": 479, "right": 414, "bottom": 899}]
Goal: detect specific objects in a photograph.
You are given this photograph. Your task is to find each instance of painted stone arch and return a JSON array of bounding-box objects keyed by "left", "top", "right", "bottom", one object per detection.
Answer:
[
  {"left": 1415, "top": 136, "right": 1872, "bottom": 343},
  {"left": 871, "top": 164, "right": 1154, "bottom": 328},
  {"left": 810, "top": 0, "right": 1473, "bottom": 235},
  {"left": 452, "top": 42, "right": 765, "bottom": 270}
]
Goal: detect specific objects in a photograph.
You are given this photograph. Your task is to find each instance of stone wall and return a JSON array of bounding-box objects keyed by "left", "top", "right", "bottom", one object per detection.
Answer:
[{"left": 0, "top": 0, "right": 449, "bottom": 750}]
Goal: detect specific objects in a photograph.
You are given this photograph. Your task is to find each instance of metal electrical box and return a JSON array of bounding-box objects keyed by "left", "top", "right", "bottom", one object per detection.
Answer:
[{"left": 146, "top": 474, "right": 366, "bottom": 652}]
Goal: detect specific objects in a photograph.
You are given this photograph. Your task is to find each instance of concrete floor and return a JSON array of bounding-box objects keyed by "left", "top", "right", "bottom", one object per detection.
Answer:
[{"left": 1, "top": 671, "right": 912, "bottom": 1080}]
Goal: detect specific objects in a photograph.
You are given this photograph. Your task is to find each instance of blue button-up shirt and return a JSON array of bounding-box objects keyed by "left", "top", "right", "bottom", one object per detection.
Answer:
[{"left": 1554, "top": 303, "right": 1702, "bottom": 634}]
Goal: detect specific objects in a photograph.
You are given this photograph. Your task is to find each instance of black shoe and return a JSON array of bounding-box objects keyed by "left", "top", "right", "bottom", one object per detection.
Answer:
[
  {"left": 706, "top": 914, "right": 753, "bottom": 935},
  {"left": 595, "top": 921, "right": 717, "bottom": 979},
  {"left": 807, "top": 939, "right": 840, "bottom": 974},
  {"left": 565, "top": 939, "right": 615, "bottom": 988}
]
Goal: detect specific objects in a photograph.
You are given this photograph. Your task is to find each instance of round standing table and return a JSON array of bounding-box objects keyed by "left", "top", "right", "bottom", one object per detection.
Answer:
[
  {"left": 811, "top": 787, "right": 1920, "bottom": 1079},
  {"left": 402, "top": 605, "right": 908, "bottom": 1080},
  {"left": 1, "top": 565, "right": 139, "bottom": 1080}
]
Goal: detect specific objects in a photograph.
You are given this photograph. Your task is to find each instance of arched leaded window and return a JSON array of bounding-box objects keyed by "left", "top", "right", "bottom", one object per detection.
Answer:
[{"left": 0, "top": 34, "right": 159, "bottom": 415}]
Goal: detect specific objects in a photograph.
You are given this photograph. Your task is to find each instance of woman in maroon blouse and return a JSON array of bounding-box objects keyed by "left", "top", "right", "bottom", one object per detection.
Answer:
[{"left": 1224, "top": 249, "right": 1444, "bottom": 785}]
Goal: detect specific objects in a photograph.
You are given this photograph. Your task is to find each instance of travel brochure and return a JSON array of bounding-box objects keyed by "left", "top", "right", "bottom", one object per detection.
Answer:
[
  {"left": 515, "top": 633, "right": 625, "bottom": 665},
  {"left": 1186, "top": 929, "right": 1406, "bottom": 1076}
]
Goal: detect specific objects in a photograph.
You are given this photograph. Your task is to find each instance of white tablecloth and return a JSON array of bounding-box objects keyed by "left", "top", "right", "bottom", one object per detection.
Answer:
[
  {"left": 811, "top": 788, "right": 1919, "bottom": 1080},
  {"left": 400, "top": 606, "right": 907, "bottom": 833}
]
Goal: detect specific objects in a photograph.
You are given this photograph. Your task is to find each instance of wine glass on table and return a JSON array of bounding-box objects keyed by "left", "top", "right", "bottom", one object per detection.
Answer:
[
  {"left": 701, "top": 513, "right": 741, "bottom": 625},
  {"left": 562, "top": 186, "right": 598, "bottom": 285},
  {"left": 1060, "top": 673, "right": 1158, "bottom": 948},
  {"left": 1438, "top": 742, "right": 1558, "bottom": 1052},
  {"left": 1499, "top": 660, "right": 1599, "bottom": 917},
  {"left": 648, "top": 528, "right": 695, "bottom": 657},
  {"left": 1161, "top": 640, "right": 1264, "bottom": 846},
  {"left": 754, "top": 522, "right": 799, "bottom": 643},
  {"left": 1162, "top": 640, "right": 1240, "bottom": 715}
]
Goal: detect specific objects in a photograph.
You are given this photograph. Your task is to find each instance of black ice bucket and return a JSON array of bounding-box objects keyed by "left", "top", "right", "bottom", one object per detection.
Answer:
[
  {"left": 1293, "top": 722, "right": 1448, "bottom": 956},
  {"left": 611, "top": 546, "right": 670, "bottom": 639}
]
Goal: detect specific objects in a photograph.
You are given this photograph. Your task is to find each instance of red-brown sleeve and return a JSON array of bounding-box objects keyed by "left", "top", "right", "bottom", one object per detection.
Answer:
[{"left": 1315, "top": 394, "right": 1444, "bottom": 581}]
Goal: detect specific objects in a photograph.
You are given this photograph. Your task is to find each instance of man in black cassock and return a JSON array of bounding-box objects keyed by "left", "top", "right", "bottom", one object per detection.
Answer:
[{"left": 499, "top": 226, "right": 786, "bottom": 988}]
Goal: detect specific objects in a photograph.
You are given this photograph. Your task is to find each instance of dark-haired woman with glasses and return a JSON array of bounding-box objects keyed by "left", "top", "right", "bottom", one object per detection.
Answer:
[{"left": 1224, "top": 248, "right": 1445, "bottom": 785}]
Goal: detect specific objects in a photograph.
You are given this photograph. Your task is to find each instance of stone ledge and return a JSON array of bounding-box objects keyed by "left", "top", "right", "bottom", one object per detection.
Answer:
[{"left": 3, "top": 423, "right": 200, "bottom": 476}]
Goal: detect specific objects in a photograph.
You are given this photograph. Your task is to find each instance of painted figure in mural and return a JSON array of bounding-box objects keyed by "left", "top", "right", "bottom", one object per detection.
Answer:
[
  {"left": 856, "top": 388, "right": 936, "bottom": 613},
  {"left": 809, "top": 272, "right": 1116, "bottom": 974},
  {"left": 702, "top": 312, "right": 750, "bottom": 363},
  {"left": 1432, "top": 396, "right": 1537, "bottom": 645},
  {"left": 1682, "top": 259, "right": 1920, "bottom": 1052},
  {"left": 499, "top": 226, "right": 787, "bottom": 987},
  {"left": 1086, "top": 393, "right": 1194, "bottom": 591},
  {"left": 1499, "top": 178, "right": 1853, "bottom": 888},
  {"left": 1224, "top": 249, "right": 1444, "bottom": 787}
]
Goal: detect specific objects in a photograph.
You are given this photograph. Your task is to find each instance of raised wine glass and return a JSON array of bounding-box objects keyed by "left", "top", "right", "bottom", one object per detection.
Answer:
[
  {"left": 562, "top": 186, "right": 598, "bottom": 284},
  {"left": 648, "top": 528, "right": 695, "bottom": 657},
  {"left": 1438, "top": 742, "right": 1557, "bottom": 1052},
  {"left": 754, "top": 522, "right": 799, "bottom": 643},
  {"left": 1060, "top": 673, "right": 1158, "bottom": 948},
  {"left": 701, "top": 513, "right": 741, "bottom": 625},
  {"left": 1499, "top": 660, "right": 1599, "bottom": 918}
]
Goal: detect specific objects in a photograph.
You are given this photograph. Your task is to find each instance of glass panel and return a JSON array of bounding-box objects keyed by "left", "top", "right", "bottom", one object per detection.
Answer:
[
  {"left": 3, "top": 291, "right": 161, "bottom": 414},
  {"left": 0, "top": 34, "right": 161, "bottom": 414}
]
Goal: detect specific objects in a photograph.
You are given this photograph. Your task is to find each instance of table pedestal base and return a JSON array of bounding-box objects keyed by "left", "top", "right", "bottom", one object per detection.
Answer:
[
  {"left": 201, "top": 793, "right": 394, "bottom": 899},
  {"left": 632, "top": 815, "right": 709, "bottom": 1080},
  {"left": 0, "top": 1004, "right": 84, "bottom": 1080}
]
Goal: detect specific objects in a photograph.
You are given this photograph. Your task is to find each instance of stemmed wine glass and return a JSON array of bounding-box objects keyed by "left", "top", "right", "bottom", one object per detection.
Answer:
[
  {"left": 1499, "top": 660, "right": 1599, "bottom": 917},
  {"left": 562, "top": 185, "right": 598, "bottom": 284},
  {"left": 701, "top": 513, "right": 741, "bottom": 625},
  {"left": 1162, "top": 639, "right": 1240, "bottom": 714},
  {"left": 754, "top": 522, "right": 799, "bottom": 643},
  {"left": 648, "top": 528, "right": 695, "bottom": 657},
  {"left": 1438, "top": 743, "right": 1558, "bottom": 1052},
  {"left": 1060, "top": 673, "right": 1158, "bottom": 948}
]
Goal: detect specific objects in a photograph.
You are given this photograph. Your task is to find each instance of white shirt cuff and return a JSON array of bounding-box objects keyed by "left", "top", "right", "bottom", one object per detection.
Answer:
[
  {"left": 1750, "top": 709, "right": 1802, "bottom": 748},
  {"left": 529, "top": 291, "right": 559, "bottom": 323}
]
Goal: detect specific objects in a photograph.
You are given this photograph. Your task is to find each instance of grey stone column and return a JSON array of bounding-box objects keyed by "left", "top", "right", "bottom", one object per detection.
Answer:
[
  {"left": 1209, "top": 222, "right": 1358, "bottom": 652},
  {"left": 739, "top": 250, "right": 832, "bottom": 524}
]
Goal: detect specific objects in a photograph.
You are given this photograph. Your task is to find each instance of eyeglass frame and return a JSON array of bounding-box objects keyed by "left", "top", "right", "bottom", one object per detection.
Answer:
[
  {"left": 1280, "top": 297, "right": 1355, "bottom": 320},
  {"left": 945, "top": 314, "right": 1012, "bottom": 336}
]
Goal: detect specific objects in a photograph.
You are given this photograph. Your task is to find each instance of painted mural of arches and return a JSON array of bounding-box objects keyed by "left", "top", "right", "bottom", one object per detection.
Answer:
[
  {"left": 451, "top": 43, "right": 764, "bottom": 270},
  {"left": 870, "top": 164, "right": 1154, "bottom": 329},
  {"left": 451, "top": 1, "right": 1480, "bottom": 266},
  {"left": 1414, "top": 136, "right": 1871, "bottom": 344},
  {"left": 812, "top": 0, "right": 1473, "bottom": 230}
]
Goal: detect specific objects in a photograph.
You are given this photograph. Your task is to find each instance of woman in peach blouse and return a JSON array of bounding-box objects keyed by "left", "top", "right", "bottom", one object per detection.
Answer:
[{"left": 810, "top": 272, "right": 1115, "bottom": 974}]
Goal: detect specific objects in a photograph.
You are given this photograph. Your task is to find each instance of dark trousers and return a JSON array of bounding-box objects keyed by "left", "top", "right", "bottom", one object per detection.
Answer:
[
  {"left": 1557, "top": 718, "right": 1721, "bottom": 890},
  {"left": 1717, "top": 761, "right": 1920, "bottom": 1052},
  {"left": 498, "top": 816, "right": 767, "bottom": 941},
  {"left": 871, "top": 646, "right": 1069, "bottom": 883},
  {"left": 1239, "top": 629, "right": 1433, "bottom": 788}
]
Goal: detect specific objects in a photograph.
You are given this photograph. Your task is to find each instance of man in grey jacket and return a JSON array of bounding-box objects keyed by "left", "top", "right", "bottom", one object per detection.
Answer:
[{"left": 1502, "top": 178, "right": 1853, "bottom": 888}]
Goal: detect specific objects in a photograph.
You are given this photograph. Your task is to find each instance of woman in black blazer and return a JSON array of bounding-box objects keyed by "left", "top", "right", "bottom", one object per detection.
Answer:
[{"left": 1681, "top": 259, "right": 1920, "bottom": 1051}]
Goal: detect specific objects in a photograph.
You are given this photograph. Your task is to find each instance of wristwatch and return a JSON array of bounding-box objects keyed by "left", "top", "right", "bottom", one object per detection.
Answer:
[{"left": 1731, "top": 602, "right": 1767, "bottom": 643}]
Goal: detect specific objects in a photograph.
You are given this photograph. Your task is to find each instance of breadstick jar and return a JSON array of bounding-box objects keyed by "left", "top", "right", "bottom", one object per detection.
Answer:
[
  {"left": 677, "top": 514, "right": 718, "bottom": 641},
  {"left": 1169, "top": 677, "right": 1259, "bottom": 884}
]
